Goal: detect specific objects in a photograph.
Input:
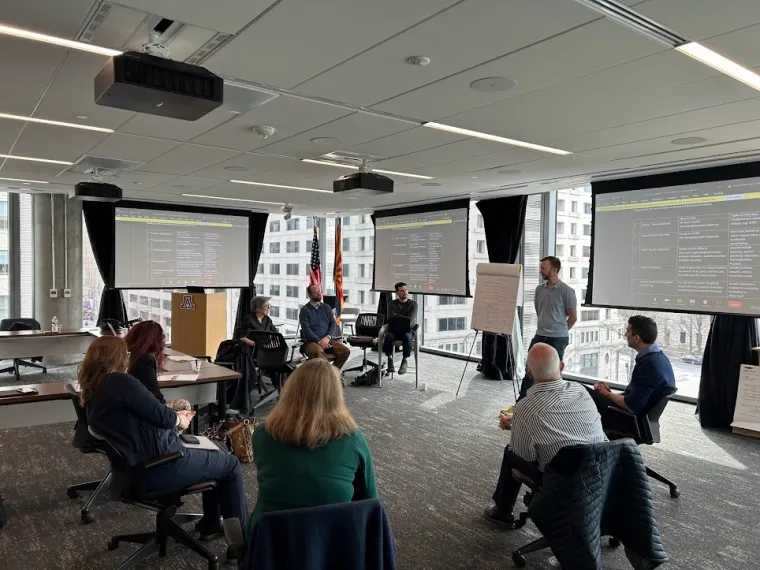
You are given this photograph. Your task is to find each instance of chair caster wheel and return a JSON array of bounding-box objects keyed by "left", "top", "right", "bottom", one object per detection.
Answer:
[
  {"left": 609, "top": 537, "right": 621, "bottom": 548},
  {"left": 670, "top": 487, "right": 680, "bottom": 498},
  {"left": 107, "top": 539, "right": 119, "bottom": 551},
  {"left": 512, "top": 552, "right": 526, "bottom": 567},
  {"left": 66, "top": 489, "right": 79, "bottom": 499},
  {"left": 81, "top": 511, "right": 95, "bottom": 524}
]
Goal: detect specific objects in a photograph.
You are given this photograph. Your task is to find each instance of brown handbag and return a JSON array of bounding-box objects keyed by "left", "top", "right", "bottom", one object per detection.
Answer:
[{"left": 222, "top": 418, "right": 256, "bottom": 463}]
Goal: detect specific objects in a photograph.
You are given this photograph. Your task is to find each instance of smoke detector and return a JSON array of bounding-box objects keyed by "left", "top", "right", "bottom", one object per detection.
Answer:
[
  {"left": 405, "top": 56, "right": 431, "bottom": 67},
  {"left": 253, "top": 125, "right": 276, "bottom": 139},
  {"left": 281, "top": 203, "right": 293, "bottom": 220}
]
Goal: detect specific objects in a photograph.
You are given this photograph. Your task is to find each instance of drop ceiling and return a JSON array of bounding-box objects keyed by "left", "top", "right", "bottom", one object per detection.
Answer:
[{"left": 2, "top": 0, "right": 760, "bottom": 214}]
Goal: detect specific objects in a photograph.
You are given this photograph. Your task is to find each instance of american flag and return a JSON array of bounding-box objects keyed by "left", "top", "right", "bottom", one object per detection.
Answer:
[
  {"left": 334, "top": 217, "right": 343, "bottom": 319},
  {"left": 309, "top": 224, "right": 322, "bottom": 292}
]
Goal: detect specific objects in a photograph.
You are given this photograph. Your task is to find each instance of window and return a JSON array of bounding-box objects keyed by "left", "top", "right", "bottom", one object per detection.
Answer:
[
  {"left": 570, "top": 245, "right": 577, "bottom": 257},
  {"left": 343, "top": 264, "right": 350, "bottom": 277},
  {"left": 582, "top": 267, "right": 589, "bottom": 279},
  {"left": 581, "top": 288, "right": 587, "bottom": 300},
  {"left": 556, "top": 244, "right": 564, "bottom": 256},
  {"left": 343, "top": 289, "right": 350, "bottom": 302},
  {"left": 557, "top": 221, "right": 565, "bottom": 234},
  {"left": 286, "top": 264, "right": 299, "bottom": 276},
  {"left": 582, "top": 310, "right": 600, "bottom": 321},
  {"left": 129, "top": 294, "right": 138, "bottom": 302},
  {"left": 358, "top": 290, "right": 365, "bottom": 304},
  {"left": 305, "top": 264, "right": 311, "bottom": 275},
  {"left": 476, "top": 240, "right": 486, "bottom": 254},
  {"left": 150, "top": 297, "right": 161, "bottom": 308},
  {"left": 569, "top": 267, "right": 576, "bottom": 279},
  {"left": 270, "top": 285, "right": 280, "bottom": 296},
  {"left": 583, "top": 246, "right": 591, "bottom": 257},
  {"left": 571, "top": 201, "right": 578, "bottom": 213},
  {"left": 258, "top": 263, "right": 264, "bottom": 275},
  {"left": 571, "top": 223, "right": 577, "bottom": 235},
  {"left": 439, "top": 296, "right": 467, "bottom": 305},
  {"left": 361, "top": 215, "right": 367, "bottom": 224},
  {"left": 438, "top": 317, "right": 466, "bottom": 331},
  {"left": 696, "top": 333, "right": 702, "bottom": 346},
  {"left": 286, "top": 218, "right": 300, "bottom": 231},
  {"left": 165, "top": 317, "right": 172, "bottom": 328},
  {"left": 584, "top": 203, "right": 592, "bottom": 215},
  {"left": 139, "top": 296, "right": 149, "bottom": 305},
  {"left": 286, "top": 308, "right": 299, "bottom": 320},
  {"left": 269, "top": 264, "right": 280, "bottom": 275},
  {"left": 359, "top": 237, "right": 366, "bottom": 251},
  {"left": 286, "top": 286, "right": 299, "bottom": 298},
  {"left": 255, "top": 284, "right": 264, "bottom": 294},
  {"left": 286, "top": 241, "right": 299, "bottom": 253},
  {"left": 477, "top": 214, "right": 484, "bottom": 228},
  {"left": 343, "top": 237, "right": 350, "bottom": 251},
  {"left": 162, "top": 299, "right": 172, "bottom": 310},
  {"left": 342, "top": 216, "right": 351, "bottom": 226},
  {"left": 581, "top": 353, "right": 598, "bottom": 369},
  {"left": 305, "top": 240, "right": 312, "bottom": 252},
  {"left": 359, "top": 264, "right": 365, "bottom": 278},
  {"left": 305, "top": 216, "right": 313, "bottom": 228},
  {"left": 583, "top": 224, "right": 591, "bottom": 236},
  {"left": 270, "top": 306, "right": 280, "bottom": 318},
  {"left": 680, "top": 331, "right": 686, "bottom": 343},
  {"left": 269, "top": 220, "right": 280, "bottom": 232},
  {"left": 557, "top": 199, "right": 565, "bottom": 212},
  {"left": 269, "top": 242, "right": 280, "bottom": 254}
]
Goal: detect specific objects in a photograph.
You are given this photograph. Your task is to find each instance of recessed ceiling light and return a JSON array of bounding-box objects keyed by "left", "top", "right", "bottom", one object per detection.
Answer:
[
  {"left": 421, "top": 182, "right": 442, "bottom": 187},
  {"left": 498, "top": 169, "right": 522, "bottom": 175},
  {"left": 0, "top": 23, "right": 122, "bottom": 56},
  {"left": 131, "top": 181, "right": 142, "bottom": 185},
  {"left": 74, "top": 114, "right": 88, "bottom": 120},
  {"left": 172, "top": 184, "right": 190, "bottom": 189},
  {"left": 301, "top": 159, "right": 434, "bottom": 180},
  {"left": 182, "top": 193, "right": 281, "bottom": 205},
  {"left": 470, "top": 176, "right": 478, "bottom": 179},
  {"left": 223, "top": 166, "right": 249, "bottom": 172},
  {"left": 470, "top": 77, "right": 517, "bottom": 92},
  {"left": 0, "top": 153, "right": 72, "bottom": 165},
  {"left": 677, "top": 42, "right": 760, "bottom": 93},
  {"left": 311, "top": 137, "right": 342, "bottom": 145},
  {"left": 229, "top": 179, "right": 330, "bottom": 193},
  {"left": 671, "top": 136, "right": 707, "bottom": 145},
  {"left": 0, "top": 112, "right": 113, "bottom": 133},
  {"left": 406, "top": 56, "right": 431, "bottom": 67},
  {"left": 0, "top": 177, "right": 49, "bottom": 184},
  {"left": 423, "top": 122, "right": 572, "bottom": 155}
]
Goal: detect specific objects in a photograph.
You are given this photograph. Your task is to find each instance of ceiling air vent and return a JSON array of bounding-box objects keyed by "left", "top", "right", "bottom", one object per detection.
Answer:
[
  {"left": 316, "top": 150, "right": 387, "bottom": 167},
  {"left": 67, "top": 156, "right": 145, "bottom": 178}
]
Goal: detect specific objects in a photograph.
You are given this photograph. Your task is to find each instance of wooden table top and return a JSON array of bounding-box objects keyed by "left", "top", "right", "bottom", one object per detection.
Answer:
[
  {"left": 0, "top": 349, "right": 240, "bottom": 406},
  {"left": 0, "top": 328, "right": 97, "bottom": 339}
]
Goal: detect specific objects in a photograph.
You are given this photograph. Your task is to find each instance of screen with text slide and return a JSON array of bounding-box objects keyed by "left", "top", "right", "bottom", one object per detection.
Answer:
[
  {"left": 373, "top": 206, "right": 469, "bottom": 295},
  {"left": 592, "top": 176, "right": 760, "bottom": 316},
  {"left": 114, "top": 207, "right": 250, "bottom": 288}
]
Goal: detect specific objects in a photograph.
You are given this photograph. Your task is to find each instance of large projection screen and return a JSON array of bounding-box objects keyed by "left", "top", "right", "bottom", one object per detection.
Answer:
[
  {"left": 591, "top": 165, "right": 760, "bottom": 317},
  {"left": 373, "top": 200, "right": 470, "bottom": 296},
  {"left": 114, "top": 207, "right": 250, "bottom": 288}
]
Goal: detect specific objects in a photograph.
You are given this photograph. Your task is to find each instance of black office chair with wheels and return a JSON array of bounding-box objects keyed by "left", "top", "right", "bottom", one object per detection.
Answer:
[
  {"left": 89, "top": 427, "right": 220, "bottom": 570},
  {"left": 249, "top": 331, "right": 292, "bottom": 409},
  {"left": 345, "top": 313, "right": 385, "bottom": 376},
  {"left": 603, "top": 388, "right": 680, "bottom": 498},
  {"left": 0, "top": 318, "right": 46, "bottom": 380},
  {"left": 64, "top": 383, "right": 112, "bottom": 524}
]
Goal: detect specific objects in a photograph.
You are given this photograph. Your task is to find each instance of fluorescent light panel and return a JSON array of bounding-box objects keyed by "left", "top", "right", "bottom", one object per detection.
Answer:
[
  {"left": 182, "top": 194, "right": 281, "bottom": 205},
  {"left": 301, "top": 158, "right": 434, "bottom": 180},
  {"left": 0, "top": 177, "right": 49, "bottom": 184},
  {"left": 676, "top": 42, "right": 760, "bottom": 92},
  {"left": 0, "top": 153, "right": 72, "bottom": 165},
  {"left": 0, "top": 112, "right": 113, "bottom": 133},
  {"left": 423, "top": 122, "right": 572, "bottom": 156},
  {"left": 229, "top": 179, "right": 330, "bottom": 193},
  {"left": 0, "top": 23, "right": 122, "bottom": 56}
]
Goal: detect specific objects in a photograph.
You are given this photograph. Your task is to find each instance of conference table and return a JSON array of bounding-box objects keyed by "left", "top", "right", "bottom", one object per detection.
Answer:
[
  {"left": 0, "top": 347, "right": 241, "bottom": 430},
  {"left": 0, "top": 328, "right": 97, "bottom": 360}
]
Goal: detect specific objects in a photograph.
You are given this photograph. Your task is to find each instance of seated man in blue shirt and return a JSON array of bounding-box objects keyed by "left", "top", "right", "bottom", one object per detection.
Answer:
[
  {"left": 299, "top": 285, "right": 351, "bottom": 370},
  {"left": 589, "top": 315, "right": 677, "bottom": 417}
]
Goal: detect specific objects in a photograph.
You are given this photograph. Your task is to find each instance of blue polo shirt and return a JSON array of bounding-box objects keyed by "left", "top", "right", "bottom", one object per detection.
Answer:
[{"left": 623, "top": 343, "right": 677, "bottom": 415}]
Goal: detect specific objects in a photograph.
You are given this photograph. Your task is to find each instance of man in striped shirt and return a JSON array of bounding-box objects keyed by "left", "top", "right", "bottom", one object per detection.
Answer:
[{"left": 485, "top": 343, "right": 607, "bottom": 527}]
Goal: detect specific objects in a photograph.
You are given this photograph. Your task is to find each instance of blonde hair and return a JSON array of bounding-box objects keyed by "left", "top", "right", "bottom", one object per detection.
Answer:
[
  {"left": 78, "top": 335, "right": 129, "bottom": 405},
  {"left": 265, "top": 359, "right": 357, "bottom": 448}
]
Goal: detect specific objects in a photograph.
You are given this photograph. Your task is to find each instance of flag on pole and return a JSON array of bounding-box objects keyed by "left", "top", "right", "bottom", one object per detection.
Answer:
[
  {"left": 309, "top": 224, "right": 323, "bottom": 292},
  {"left": 334, "top": 217, "right": 344, "bottom": 320}
]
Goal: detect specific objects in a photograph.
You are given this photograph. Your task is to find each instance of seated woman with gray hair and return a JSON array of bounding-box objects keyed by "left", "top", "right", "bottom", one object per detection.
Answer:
[{"left": 235, "top": 296, "right": 278, "bottom": 346}]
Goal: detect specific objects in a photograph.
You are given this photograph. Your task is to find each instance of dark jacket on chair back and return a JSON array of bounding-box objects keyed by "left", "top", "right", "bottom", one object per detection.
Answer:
[
  {"left": 528, "top": 439, "right": 668, "bottom": 570},
  {"left": 85, "top": 372, "right": 181, "bottom": 467},
  {"left": 242, "top": 499, "right": 396, "bottom": 570}
]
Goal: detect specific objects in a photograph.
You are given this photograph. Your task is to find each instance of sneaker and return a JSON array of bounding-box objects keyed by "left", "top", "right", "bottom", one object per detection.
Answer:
[
  {"left": 386, "top": 358, "right": 395, "bottom": 373},
  {"left": 483, "top": 505, "right": 516, "bottom": 529},
  {"left": 398, "top": 359, "right": 408, "bottom": 375}
]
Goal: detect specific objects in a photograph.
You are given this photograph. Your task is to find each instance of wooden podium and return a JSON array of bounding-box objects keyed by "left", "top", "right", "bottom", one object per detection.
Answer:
[{"left": 170, "top": 292, "right": 227, "bottom": 358}]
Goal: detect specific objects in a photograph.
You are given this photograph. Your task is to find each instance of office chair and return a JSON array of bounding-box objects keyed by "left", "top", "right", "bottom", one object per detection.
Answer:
[
  {"left": 339, "top": 306, "right": 361, "bottom": 336},
  {"left": 289, "top": 322, "right": 338, "bottom": 365},
  {"left": 345, "top": 313, "right": 385, "bottom": 377},
  {"left": 249, "top": 331, "right": 291, "bottom": 409},
  {"left": 89, "top": 427, "right": 220, "bottom": 570},
  {"left": 0, "top": 318, "right": 47, "bottom": 380},
  {"left": 377, "top": 322, "right": 420, "bottom": 389},
  {"left": 604, "top": 388, "right": 680, "bottom": 498},
  {"left": 64, "top": 383, "right": 112, "bottom": 524}
]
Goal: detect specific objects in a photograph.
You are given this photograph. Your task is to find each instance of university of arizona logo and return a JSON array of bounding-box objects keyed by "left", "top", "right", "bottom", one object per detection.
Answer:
[{"left": 180, "top": 295, "right": 195, "bottom": 310}]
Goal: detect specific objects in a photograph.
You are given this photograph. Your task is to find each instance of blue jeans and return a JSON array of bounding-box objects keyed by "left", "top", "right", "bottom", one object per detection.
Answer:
[
  {"left": 519, "top": 335, "right": 569, "bottom": 398},
  {"left": 144, "top": 448, "right": 248, "bottom": 530},
  {"left": 383, "top": 331, "right": 413, "bottom": 358}
]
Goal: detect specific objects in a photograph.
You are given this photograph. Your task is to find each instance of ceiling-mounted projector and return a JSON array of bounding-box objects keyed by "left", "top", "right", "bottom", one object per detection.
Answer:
[
  {"left": 333, "top": 162, "right": 394, "bottom": 197},
  {"left": 94, "top": 51, "right": 224, "bottom": 121},
  {"left": 73, "top": 181, "right": 123, "bottom": 202}
]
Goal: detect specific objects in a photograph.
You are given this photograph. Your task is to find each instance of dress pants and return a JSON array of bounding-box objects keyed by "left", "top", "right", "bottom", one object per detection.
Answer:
[
  {"left": 303, "top": 339, "right": 351, "bottom": 369},
  {"left": 383, "top": 331, "right": 413, "bottom": 358},
  {"left": 492, "top": 445, "right": 541, "bottom": 514},
  {"left": 518, "top": 335, "right": 569, "bottom": 398}
]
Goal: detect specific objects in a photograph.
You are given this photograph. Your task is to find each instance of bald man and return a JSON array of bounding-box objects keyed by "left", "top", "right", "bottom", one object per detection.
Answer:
[{"left": 485, "top": 343, "right": 607, "bottom": 528}]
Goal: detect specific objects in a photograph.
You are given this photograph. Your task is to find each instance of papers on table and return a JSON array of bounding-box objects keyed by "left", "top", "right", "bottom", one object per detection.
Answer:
[
  {"left": 158, "top": 370, "right": 200, "bottom": 382},
  {"left": 731, "top": 365, "right": 760, "bottom": 436}
]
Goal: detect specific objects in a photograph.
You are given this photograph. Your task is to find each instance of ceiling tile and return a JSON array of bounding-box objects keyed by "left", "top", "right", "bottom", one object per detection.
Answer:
[
  {"left": 353, "top": 127, "right": 466, "bottom": 159},
  {"left": 118, "top": 108, "right": 235, "bottom": 142},
  {"left": 638, "top": 0, "right": 760, "bottom": 41},
  {"left": 190, "top": 153, "right": 295, "bottom": 179},
  {"left": 140, "top": 144, "right": 241, "bottom": 175},
  {"left": 204, "top": 0, "right": 460, "bottom": 88},
  {"left": 151, "top": 176, "right": 226, "bottom": 193},
  {"left": 11, "top": 123, "right": 109, "bottom": 162},
  {"left": 0, "top": 161, "right": 66, "bottom": 181},
  {"left": 87, "top": 133, "right": 181, "bottom": 163},
  {"left": 111, "top": 171, "right": 180, "bottom": 189},
  {"left": 0, "top": 123, "right": 25, "bottom": 155},
  {"left": 374, "top": 138, "right": 529, "bottom": 172},
  {"left": 0, "top": 0, "right": 97, "bottom": 37}
]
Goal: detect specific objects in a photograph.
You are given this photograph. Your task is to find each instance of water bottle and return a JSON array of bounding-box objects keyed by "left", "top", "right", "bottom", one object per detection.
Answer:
[{"left": 51, "top": 316, "right": 59, "bottom": 333}]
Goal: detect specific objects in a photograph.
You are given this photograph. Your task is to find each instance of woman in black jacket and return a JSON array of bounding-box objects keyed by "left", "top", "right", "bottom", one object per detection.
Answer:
[
  {"left": 80, "top": 336, "right": 248, "bottom": 540},
  {"left": 234, "top": 295, "right": 278, "bottom": 346}
]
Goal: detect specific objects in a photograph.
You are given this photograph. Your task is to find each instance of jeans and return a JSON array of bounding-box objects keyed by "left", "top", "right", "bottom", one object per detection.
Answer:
[
  {"left": 519, "top": 335, "right": 569, "bottom": 398},
  {"left": 492, "top": 445, "right": 541, "bottom": 514},
  {"left": 144, "top": 448, "right": 248, "bottom": 530},
  {"left": 383, "top": 331, "right": 413, "bottom": 358}
]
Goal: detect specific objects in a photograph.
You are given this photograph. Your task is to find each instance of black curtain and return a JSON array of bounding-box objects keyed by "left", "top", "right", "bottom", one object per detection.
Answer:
[
  {"left": 234, "top": 212, "right": 269, "bottom": 335},
  {"left": 697, "top": 315, "right": 758, "bottom": 428},
  {"left": 476, "top": 196, "right": 528, "bottom": 380},
  {"left": 82, "top": 201, "right": 127, "bottom": 324}
]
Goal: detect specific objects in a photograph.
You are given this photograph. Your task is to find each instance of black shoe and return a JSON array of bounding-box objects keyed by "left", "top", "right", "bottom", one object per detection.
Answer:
[
  {"left": 195, "top": 517, "right": 223, "bottom": 541},
  {"left": 484, "top": 506, "right": 516, "bottom": 529},
  {"left": 398, "top": 358, "right": 408, "bottom": 375},
  {"left": 386, "top": 359, "right": 395, "bottom": 373}
]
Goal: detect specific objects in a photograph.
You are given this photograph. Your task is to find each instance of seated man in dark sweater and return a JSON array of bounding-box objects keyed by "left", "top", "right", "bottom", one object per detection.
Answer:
[
  {"left": 299, "top": 285, "right": 351, "bottom": 370},
  {"left": 589, "top": 315, "right": 677, "bottom": 417},
  {"left": 384, "top": 282, "right": 418, "bottom": 375}
]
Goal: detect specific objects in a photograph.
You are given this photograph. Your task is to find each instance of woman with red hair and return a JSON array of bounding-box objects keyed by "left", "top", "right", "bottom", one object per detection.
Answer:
[{"left": 125, "top": 320, "right": 190, "bottom": 412}]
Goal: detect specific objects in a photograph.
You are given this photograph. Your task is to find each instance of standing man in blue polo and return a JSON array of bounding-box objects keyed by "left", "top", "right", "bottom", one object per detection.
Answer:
[{"left": 519, "top": 256, "right": 577, "bottom": 397}]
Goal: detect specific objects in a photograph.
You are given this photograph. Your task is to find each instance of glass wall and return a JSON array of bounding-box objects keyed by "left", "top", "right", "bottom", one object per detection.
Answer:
[
  {"left": 0, "top": 192, "right": 9, "bottom": 319},
  {"left": 19, "top": 193, "right": 33, "bottom": 318}
]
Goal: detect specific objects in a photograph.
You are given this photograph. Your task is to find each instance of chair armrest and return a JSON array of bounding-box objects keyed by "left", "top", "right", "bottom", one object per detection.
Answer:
[
  {"left": 605, "top": 405, "right": 635, "bottom": 418},
  {"left": 140, "top": 450, "right": 184, "bottom": 471},
  {"left": 223, "top": 517, "right": 247, "bottom": 562},
  {"left": 193, "top": 355, "right": 212, "bottom": 362}
]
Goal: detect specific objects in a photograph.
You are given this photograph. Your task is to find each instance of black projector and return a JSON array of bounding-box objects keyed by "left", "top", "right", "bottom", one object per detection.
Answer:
[
  {"left": 94, "top": 51, "right": 224, "bottom": 121},
  {"left": 333, "top": 172, "right": 394, "bottom": 197},
  {"left": 74, "top": 182, "right": 123, "bottom": 202}
]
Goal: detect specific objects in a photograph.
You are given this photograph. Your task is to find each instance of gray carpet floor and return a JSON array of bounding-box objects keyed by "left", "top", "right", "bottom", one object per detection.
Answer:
[{"left": 1, "top": 351, "right": 759, "bottom": 569}]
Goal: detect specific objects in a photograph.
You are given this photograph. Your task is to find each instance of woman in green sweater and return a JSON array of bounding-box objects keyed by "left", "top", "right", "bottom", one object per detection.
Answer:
[{"left": 246, "top": 358, "right": 378, "bottom": 540}]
